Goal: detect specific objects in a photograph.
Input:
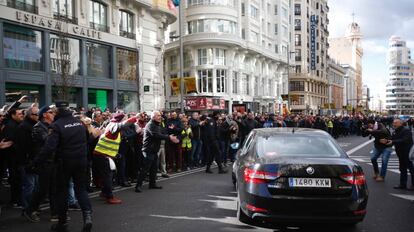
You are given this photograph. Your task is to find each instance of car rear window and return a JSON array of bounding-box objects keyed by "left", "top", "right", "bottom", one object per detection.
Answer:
[{"left": 256, "top": 135, "right": 342, "bottom": 158}]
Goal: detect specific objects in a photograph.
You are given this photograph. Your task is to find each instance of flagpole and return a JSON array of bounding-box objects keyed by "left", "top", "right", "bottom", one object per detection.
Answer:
[{"left": 178, "top": 2, "right": 185, "bottom": 113}]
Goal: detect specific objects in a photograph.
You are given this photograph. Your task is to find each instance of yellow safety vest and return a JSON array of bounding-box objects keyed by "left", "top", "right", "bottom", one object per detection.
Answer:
[
  {"left": 181, "top": 127, "right": 192, "bottom": 149},
  {"left": 327, "top": 121, "right": 333, "bottom": 128},
  {"left": 94, "top": 132, "right": 121, "bottom": 158}
]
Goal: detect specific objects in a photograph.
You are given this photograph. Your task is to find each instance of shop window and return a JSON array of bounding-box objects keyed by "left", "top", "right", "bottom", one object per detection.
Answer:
[
  {"left": 86, "top": 42, "right": 111, "bottom": 78},
  {"left": 50, "top": 34, "right": 80, "bottom": 75},
  {"left": 117, "top": 48, "right": 137, "bottom": 81},
  {"left": 3, "top": 23, "right": 43, "bottom": 71}
]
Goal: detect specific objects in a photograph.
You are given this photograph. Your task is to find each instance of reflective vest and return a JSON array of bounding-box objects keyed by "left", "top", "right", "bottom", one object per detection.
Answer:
[
  {"left": 94, "top": 132, "right": 121, "bottom": 158},
  {"left": 181, "top": 127, "right": 192, "bottom": 149},
  {"left": 327, "top": 121, "right": 334, "bottom": 128}
]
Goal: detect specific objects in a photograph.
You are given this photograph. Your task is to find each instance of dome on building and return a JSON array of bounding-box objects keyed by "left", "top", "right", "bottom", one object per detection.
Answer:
[{"left": 345, "top": 22, "right": 362, "bottom": 39}]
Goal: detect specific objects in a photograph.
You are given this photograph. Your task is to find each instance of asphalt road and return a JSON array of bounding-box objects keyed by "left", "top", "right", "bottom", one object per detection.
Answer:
[{"left": 1, "top": 135, "right": 414, "bottom": 232}]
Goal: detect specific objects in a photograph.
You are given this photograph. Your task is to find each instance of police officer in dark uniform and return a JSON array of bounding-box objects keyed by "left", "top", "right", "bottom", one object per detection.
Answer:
[
  {"left": 201, "top": 111, "right": 227, "bottom": 174},
  {"left": 36, "top": 102, "right": 92, "bottom": 232}
]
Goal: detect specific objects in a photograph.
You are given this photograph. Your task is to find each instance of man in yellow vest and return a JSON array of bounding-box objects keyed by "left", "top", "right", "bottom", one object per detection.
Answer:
[
  {"left": 94, "top": 113, "right": 137, "bottom": 204},
  {"left": 181, "top": 118, "right": 192, "bottom": 171}
]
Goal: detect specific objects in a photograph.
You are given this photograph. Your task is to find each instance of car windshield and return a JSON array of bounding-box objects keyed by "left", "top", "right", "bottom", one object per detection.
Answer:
[{"left": 256, "top": 134, "right": 343, "bottom": 158}]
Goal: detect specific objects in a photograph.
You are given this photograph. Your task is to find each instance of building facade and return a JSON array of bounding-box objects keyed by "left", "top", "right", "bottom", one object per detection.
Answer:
[
  {"left": 341, "top": 64, "right": 357, "bottom": 113},
  {"left": 385, "top": 36, "right": 414, "bottom": 114},
  {"left": 289, "top": 0, "right": 329, "bottom": 114},
  {"left": 328, "top": 21, "right": 363, "bottom": 108},
  {"left": 163, "top": 0, "right": 292, "bottom": 114},
  {"left": 0, "top": 0, "right": 176, "bottom": 112},
  {"left": 327, "top": 58, "right": 344, "bottom": 115}
]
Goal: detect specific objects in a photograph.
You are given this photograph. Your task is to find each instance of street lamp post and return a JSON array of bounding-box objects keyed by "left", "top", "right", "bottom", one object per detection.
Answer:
[
  {"left": 178, "top": 4, "right": 185, "bottom": 113},
  {"left": 286, "top": 46, "right": 296, "bottom": 112}
]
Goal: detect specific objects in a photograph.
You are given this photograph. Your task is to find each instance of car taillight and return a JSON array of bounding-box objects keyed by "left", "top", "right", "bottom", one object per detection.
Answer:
[
  {"left": 341, "top": 172, "right": 366, "bottom": 186},
  {"left": 246, "top": 204, "right": 268, "bottom": 213},
  {"left": 244, "top": 168, "right": 280, "bottom": 184}
]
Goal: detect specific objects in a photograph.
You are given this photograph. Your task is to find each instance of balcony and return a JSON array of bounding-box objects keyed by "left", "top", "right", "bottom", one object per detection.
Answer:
[
  {"left": 89, "top": 22, "right": 109, "bottom": 33},
  {"left": 119, "top": 29, "right": 136, "bottom": 39},
  {"left": 7, "top": 0, "right": 38, "bottom": 14},
  {"left": 53, "top": 13, "right": 78, "bottom": 24}
]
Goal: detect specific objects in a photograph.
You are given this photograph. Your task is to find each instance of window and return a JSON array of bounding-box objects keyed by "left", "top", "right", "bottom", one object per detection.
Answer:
[
  {"left": 241, "top": 3, "right": 245, "bottom": 16},
  {"left": 3, "top": 23, "right": 43, "bottom": 71},
  {"left": 184, "top": 52, "right": 192, "bottom": 68},
  {"left": 89, "top": 0, "right": 108, "bottom": 32},
  {"left": 216, "top": 69, "right": 226, "bottom": 93},
  {"left": 86, "top": 42, "right": 111, "bottom": 78},
  {"left": 170, "top": 56, "right": 177, "bottom": 71},
  {"left": 274, "top": 4, "right": 278, "bottom": 15},
  {"left": 187, "top": 19, "right": 237, "bottom": 34},
  {"left": 295, "top": 34, "right": 301, "bottom": 46},
  {"left": 7, "top": 0, "right": 37, "bottom": 13},
  {"left": 50, "top": 34, "right": 80, "bottom": 75},
  {"left": 198, "top": 48, "right": 213, "bottom": 65},
  {"left": 117, "top": 91, "right": 138, "bottom": 112},
  {"left": 290, "top": 81, "right": 305, "bottom": 91},
  {"left": 233, "top": 72, "right": 238, "bottom": 94},
  {"left": 242, "top": 74, "right": 250, "bottom": 95},
  {"left": 198, "top": 69, "right": 213, "bottom": 93},
  {"left": 215, "top": 48, "right": 226, "bottom": 65},
  {"left": 254, "top": 76, "right": 259, "bottom": 96},
  {"left": 117, "top": 48, "right": 137, "bottom": 81},
  {"left": 188, "top": 0, "right": 235, "bottom": 7},
  {"left": 294, "top": 4, "right": 301, "bottom": 15},
  {"left": 295, "top": 19, "right": 301, "bottom": 30},
  {"left": 295, "top": 65, "right": 301, "bottom": 73},
  {"left": 250, "top": 30, "right": 259, "bottom": 43},
  {"left": 53, "top": 0, "right": 76, "bottom": 23},
  {"left": 282, "top": 7, "right": 288, "bottom": 19},
  {"left": 119, "top": 10, "right": 134, "bottom": 39},
  {"left": 250, "top": 5, "right": 259, "bottom": 19},
  {"left": 275, "top": 44, "right": 279, "bottom": 53},
  {"left": 282, "top": 25, "right": 288, "bottom": 37},
  {"left": 274, "top": 23, "right": 278, "bottom": 35}
]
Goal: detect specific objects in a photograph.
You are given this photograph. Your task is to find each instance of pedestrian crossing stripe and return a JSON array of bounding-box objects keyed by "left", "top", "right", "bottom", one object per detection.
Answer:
[
  {"left": 348, "top": 148, "right": 412, "bottom": 175},
  {"left": 390, "top": 194, "right": 414, "bottom": 202}
]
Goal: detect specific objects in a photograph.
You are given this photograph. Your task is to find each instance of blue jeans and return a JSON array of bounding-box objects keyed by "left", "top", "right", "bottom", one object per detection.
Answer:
[
  {"left": 191, "top": 139, "right": 202, "bottom": 167},
  {"left": 68, "top": 179, "right": 78, "bottom": 205},
  {"left": 20, "top": 167, "right": 38, "bottom": 210},
  {"left": 371, "top": 147, "right": 393, "bottom": 177}
]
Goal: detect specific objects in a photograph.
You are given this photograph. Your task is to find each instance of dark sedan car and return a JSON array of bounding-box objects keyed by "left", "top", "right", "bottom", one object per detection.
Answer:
[{"left": 232, "top": 128, "right": 368, "bottom": 229}]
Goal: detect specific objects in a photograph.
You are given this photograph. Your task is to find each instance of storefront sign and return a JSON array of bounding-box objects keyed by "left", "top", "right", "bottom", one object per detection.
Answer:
[
  {"left": 15, "top": 11, "right": 102, "bottom": 40},
  {"left": 232, "top": 104, "right": 246, "bottom": 114},
  {"left": 310, "top": 15, "right": 317, "bottom": 70},
  {"left": 185, "top": 97, "right": 225, "bottom": 110}
]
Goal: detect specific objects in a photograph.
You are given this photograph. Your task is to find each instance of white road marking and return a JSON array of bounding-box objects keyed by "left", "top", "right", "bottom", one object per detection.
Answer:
[
  {"left": 390, "top": 194, "right": 414, "bottom": 202},
  {"left": 346, "top": 139, "right": 374, "bottom": 156}
]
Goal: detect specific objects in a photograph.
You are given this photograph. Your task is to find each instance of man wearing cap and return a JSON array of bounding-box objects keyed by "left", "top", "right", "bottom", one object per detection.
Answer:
[
  {"left": 36, "top": 101, "right": 92, "bottom": 232},
  {"left": 24, "top": 105, "right": 58, "bottom": 222}
]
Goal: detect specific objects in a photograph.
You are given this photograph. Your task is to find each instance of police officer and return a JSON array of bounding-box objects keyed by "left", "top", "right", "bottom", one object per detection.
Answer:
[
  {"left": 201, "top": 111, "right": 227, "bottom": 174},
  {"left": 36, "top": 102, "right": 92, "bottom": 232}
]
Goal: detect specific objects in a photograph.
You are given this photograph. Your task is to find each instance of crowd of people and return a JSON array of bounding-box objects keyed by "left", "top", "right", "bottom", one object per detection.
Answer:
[{"left": 0, "top": 95, "right": 413, "bottom": 231}]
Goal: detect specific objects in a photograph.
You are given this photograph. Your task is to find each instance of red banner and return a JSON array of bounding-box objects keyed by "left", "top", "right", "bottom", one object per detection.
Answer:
[{"left": 185, "top": 97, "right": 225, "bottom": 110}]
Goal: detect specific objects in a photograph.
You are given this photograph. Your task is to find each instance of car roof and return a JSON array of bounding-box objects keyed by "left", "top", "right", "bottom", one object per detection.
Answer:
[{"left": 252, "top": 128, "right": 329, "bottom": 137}]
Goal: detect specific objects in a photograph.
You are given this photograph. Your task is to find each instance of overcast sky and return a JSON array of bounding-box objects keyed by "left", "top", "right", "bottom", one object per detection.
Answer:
[{"left": 328, "top": 0, "right": 414, "bottom": 101}]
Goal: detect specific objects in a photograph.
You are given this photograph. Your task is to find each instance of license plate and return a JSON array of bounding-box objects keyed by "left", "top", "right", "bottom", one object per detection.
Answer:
[{"left": 288, "top": 178, "right": 331, "bottom": 188}]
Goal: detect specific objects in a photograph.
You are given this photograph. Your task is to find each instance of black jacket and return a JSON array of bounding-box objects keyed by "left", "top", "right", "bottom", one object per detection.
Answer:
[
  {"left": 37, "top": 110, "right": 88, "bottom": 164},
  {"left": 142, "top": 120, "right": 170, "bottom": 154},
  {"left": 189, "top": 118, "right": 201, "bottom": 140},
  {"left": 362, "top": 123, "right": 392, "bottom": 150},
  {"left": 1, "top": 117, "right": 20, "bottom": 157},
  {"left": 201, "top": 118, "right": 219, "bottom": 142},
  {"left": 392, "top": 126, "right": 413, "bottom": 156},
  {"left": 242, "top": 118, "right": 261, "bottom": 136},
  {"left": 16, "top": 118, "right": 37, "bottom": 165},
  {"left": 32, "top": 121, "right": 51, "bottom": 162}
]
